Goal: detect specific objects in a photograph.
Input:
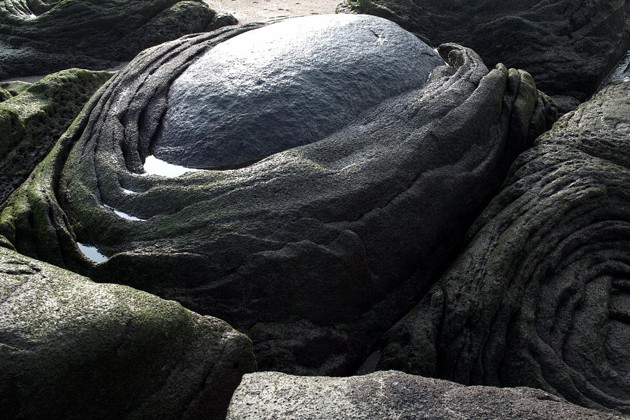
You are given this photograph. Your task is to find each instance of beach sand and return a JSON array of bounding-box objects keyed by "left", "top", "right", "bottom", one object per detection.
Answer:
[{"left": 204, "top": 0, "right": 341, "bottom": 24}]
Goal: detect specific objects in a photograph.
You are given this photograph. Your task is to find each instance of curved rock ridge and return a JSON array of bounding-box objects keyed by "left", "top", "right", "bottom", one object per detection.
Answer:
[
  {"left": 0, "top": 68, "right": 113, "bottom": 206},
  {"left": 0, "top": 246, "right": 256, "bottom": 420},
  {"left": 0, "top": 15, "right": 555, "bottom": 374},
  {"left": 376, "top": 81, "right": 630, "bottom": 415},
  {"left": 0, "top": 0, "right": 236, "bottom": 79},
  {"left": 338, "top": 0, "right": 630, "bottom": 102},
  {"left": 226, "top": 371, "right": 622, "bottom": 420},
  {"left": 155, "top": 14, "right": 444, "bottom": 169}
]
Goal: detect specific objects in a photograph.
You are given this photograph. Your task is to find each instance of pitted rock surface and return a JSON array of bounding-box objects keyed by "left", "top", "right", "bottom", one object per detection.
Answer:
[
  {"left": 0, "top": 246, "right": 256, "bottom": 420},
  {"left": 156, "top": 15, "right": 444, "bottom": 169},
  {"left": 339, "top": 0, "right": 630, "bottom": 102},
  {"left": 376, "top": 82, "right": 630, "bottom": 415},
  {"left": 0, "top": 15, "right": 555, "bottom": 375},
  {"left": 0, "top": 0, "right": 235, "bottom": 79},
  {"left": 226, "top": 371, "right": 622, "bottom": 420}
]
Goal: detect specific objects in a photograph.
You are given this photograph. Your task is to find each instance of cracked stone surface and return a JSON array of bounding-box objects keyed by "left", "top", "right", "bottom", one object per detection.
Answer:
[{"left": 0, "top": 14, "right": 555, "bottom": 375}]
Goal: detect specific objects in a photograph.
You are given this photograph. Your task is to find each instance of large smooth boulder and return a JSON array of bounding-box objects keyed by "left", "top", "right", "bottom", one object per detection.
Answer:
[
  {"left": 226, "top": 371, "right": 622, "bottom": 419},
  {"left": 0, "top": 0, "right": 236, "bottom": 79},
  {"left": 339, "top": 0, "right": 630, "bottom": 102},
  {"left": 0, "top": 15, "right": 555, "bottom": 375},
  {"left": 0, "top": 246, "right": 256, "bottom": 419},
  {"left": 375, "top": 81, "right": 630, "bottom": 415},
  {"left": 0, "top": 68, "right": 113, "bottom": 206}
]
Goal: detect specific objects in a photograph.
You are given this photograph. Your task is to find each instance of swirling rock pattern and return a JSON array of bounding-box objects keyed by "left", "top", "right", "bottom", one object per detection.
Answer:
[
  {"left": 226, "top": 371, "right": 622, "bottom": 419},
  {"left": 376, "top": 81, "right": 630, "bottom": 415},
  {"left": 0, "top": 68, "right": 113, "bottom": 206},
  {"left": 0, "top": 0, "right": 236, "bottom": 79},
  {"left": 0, "top": 246, "right": 256, "bottom": 420},
  {"left": 0, "top": 15, "right": 555, "bottom": 374},
  {"left": 339, "top": 0, "right": 630, "bottom": 102}
]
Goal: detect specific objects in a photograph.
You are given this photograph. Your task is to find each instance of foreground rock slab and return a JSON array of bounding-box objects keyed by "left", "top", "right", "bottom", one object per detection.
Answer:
[
  {"left": 0, "top": 15, "right": 554, "bottom": 375},
  {"left": 377, "top": 81, "right": 630, "bottom": 415},
  {"left": 226, "top": 371, "right": 622, "bottom": 419},
  {"left": 0, "top": 246, "right": 256, "bottom": 419},
  {"left": 339, "top": 0, "right": 630, "bottom": 103},
  {"left": 0, "top": 0, "right": 235, "bottom": 79},
  {"left": 0, "top": 68, "right": 113, "bottom": 205}
]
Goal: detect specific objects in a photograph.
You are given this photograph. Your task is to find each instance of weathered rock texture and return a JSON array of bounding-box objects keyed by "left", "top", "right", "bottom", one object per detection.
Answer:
[
  {"left": 0, "top": 68, "right": 113, "bottom": 206},
  {"left": 226, "top": 371, "right": 622, "bottom": 419},
  {"left": 339, "top": 0, "right": 630, "bottom": 101},
  {"left": 0, "top": 246, "right": 256, "bottom": 419},
  {"left": 376, "top": 81, "right": 630, "bottom": 415},
  {"left": 0, "top": 15, "right": 555, "bottom": 375},
  {"left": 0, "top": 0, "right": 235, "bottom": 79}
]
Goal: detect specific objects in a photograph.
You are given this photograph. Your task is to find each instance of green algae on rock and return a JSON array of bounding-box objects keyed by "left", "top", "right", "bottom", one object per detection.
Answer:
[
  {"left": 0, "top": 0, "right": 236, "bottom": 79},
  {"left": 0, "top": 246, "right": 256, "bottom": 420},
  {"left": 0, "top": 68, "right": 113, "bottom": 206},
  {"left": 0, "top": 15, "right": 555, "bottom": 375},
  {"left": 376, "top": 81, "right": 630, "bottom": 416}
]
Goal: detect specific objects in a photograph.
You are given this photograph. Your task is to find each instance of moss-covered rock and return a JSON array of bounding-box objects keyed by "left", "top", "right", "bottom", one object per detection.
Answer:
[
  {"left": 0, "top": 15, "right": 555, "bottom": 375},
  {"left": 338, "top": 0, "right": 630, "bottom": 102},
  {"left": 0, "top": 246, "right": 256, "bottom": 419},
  {"left": 0, "top": 68, "right": 113, "bottom": 205},
  {"left": 0, "top": 0, "right": 236, "bottom": 79},
  {"left": 375, "top": 81, "right": 630, "bottom": 415}
]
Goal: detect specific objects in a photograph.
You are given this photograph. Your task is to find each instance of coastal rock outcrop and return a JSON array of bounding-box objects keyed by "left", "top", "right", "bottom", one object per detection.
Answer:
[
  {"left": 226, "top": 371, "right": 622, "bottom": 419},
  {"left": 0, "top": 68, "right": 113, "bottom": 205},
  {"left": 0, "top": 246, "right": 256, "bottom": 420},
  {"left": 376, "top": 81, "right": 630, "bottom": 415},
  {"left": 0, "top": 0, "right": 235, "bottom": 79},
  {"left": 0, "top": 15, "right": 555, "bottom": 375},
  {"left": 339, "top": 0, "right": 630, "bottom": 103}
]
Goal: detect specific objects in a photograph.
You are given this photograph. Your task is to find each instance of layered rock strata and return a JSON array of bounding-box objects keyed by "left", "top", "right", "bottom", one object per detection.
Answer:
[
  {"left": 376, "top": 81, "right": 630, "bottom": 415},
  {"left": 339, "top": 0, "right": 630, "bottom": 103},
  {"left": 0, "top": 14, "right": 555, "bottom": 374},
  {"left": 0, "top": 246, "right": 256, "bottom": 420},
  {"left": 0, "top": 0, "right": 235, "bottom": 79}
]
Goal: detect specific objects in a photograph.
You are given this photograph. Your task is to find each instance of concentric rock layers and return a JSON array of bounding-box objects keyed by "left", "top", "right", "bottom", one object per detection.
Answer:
[
  {"left": 377, "top": 81, "right": 630, "bottom": 415},
  {"left": 339, "top": 0, "right": 630, "bottom": 101},
  {"left": 0, "top": 247, "right": 256, "bottom": 420},
  {"left": 0, "top": 15, "right": 555, "bottom": 374}
]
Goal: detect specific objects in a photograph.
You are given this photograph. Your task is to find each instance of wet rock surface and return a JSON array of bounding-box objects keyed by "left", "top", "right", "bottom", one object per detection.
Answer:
[
  {"left": 376, "top": 81, "right": 630, "bottom": 415},
  {"left": 0, "top": 0, "right": 235, "bottom": 79},
  {"left": 0, "top": 68, "right": 113, "bottom": 206},
  {"left": 339, "top": 0, "right": 630, "bottom": 102},
  {"left": 226, "top": 371, "right": 622, "bottom": 419},
  {"left": 0, "top": 246, "right": 256, "bottom": 420},
  {"left": 0, "top": 14, "right": 555, "bottom": 375}
]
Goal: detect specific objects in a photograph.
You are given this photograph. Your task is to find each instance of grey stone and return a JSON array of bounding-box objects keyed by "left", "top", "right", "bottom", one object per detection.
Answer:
[
  {"left": 155, "top": 15, "right": 444, "bottom": 169},
  {"left": 0, "top": 246, "right": 256, "bottom": 420},
  {"left": 376, "top": 81, "right": 630, "bottom": 415},
  {"left": 0, "top": 15, "right": 555, "bottom": 375},
  {"left": 226, "top": 371, "right": 622, "bottom": 419},
  {"left": 339, "top": 0, "right": 630, "bottom": 101},
  {"left": 0, "top": 0, "right": 236, "bottom": 79}
]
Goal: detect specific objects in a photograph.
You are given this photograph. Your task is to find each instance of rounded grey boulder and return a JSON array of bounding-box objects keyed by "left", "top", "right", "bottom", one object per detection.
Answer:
[
  {"left": 156, "top": 15, "right": 444, "bottom": 169},
  {"left": 0, "top": 15, "right": 555, "bottom": 375}
]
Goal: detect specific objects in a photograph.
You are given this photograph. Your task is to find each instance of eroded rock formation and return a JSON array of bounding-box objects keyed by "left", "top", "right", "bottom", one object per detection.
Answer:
[
  {"left": 339, "top": 0, "right": 630, "bottom": 103},
  {"left": 0, "top": 0, "right": 236, "bottom": 79},
  {"left": 376, "top": 81, "right": 630, "bottom": 415},
  {"left": 226, "top": 371, "right": 622, "bottom": 419},
  {"left": 0, "top": 14, "right": 555, "bottom": 375},
  {"left": 0, "top": 247, "right": 256, "bottom": 419},
  {"left": 0, "top": 68, "right": 113, "bottom": 205}
]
